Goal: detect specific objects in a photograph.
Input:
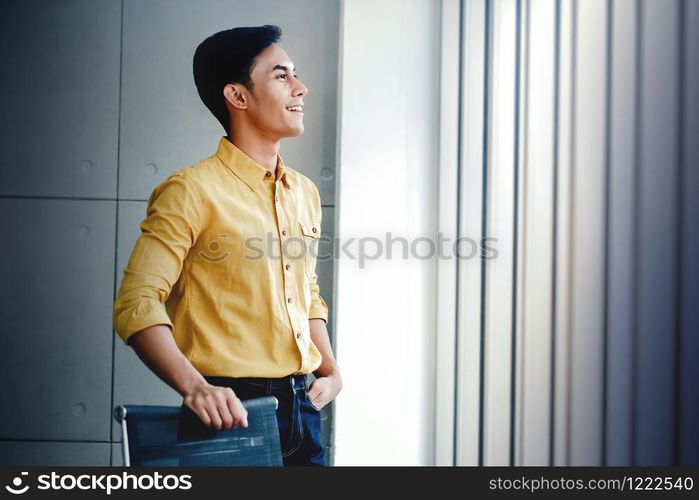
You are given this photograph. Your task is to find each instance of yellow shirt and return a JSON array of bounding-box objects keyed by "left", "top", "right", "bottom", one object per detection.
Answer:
[{"left": 113, "top": 136, "right": 328, "bottom": 378}]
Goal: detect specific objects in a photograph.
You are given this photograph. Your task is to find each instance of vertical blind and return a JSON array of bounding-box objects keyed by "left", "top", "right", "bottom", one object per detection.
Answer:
[{"left": 436, "top": 0, "right": 698, "bottom": 466}]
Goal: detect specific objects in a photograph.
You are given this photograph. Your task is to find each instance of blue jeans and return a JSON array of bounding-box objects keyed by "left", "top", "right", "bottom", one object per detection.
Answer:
[{"left": 203, "top": 374, "right": 326, "bottom": 466}]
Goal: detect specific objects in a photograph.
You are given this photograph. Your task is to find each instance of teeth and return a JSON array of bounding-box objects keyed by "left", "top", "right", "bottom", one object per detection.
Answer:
[{"left": 286, "top": 105, "right": 303, "bottom": 112}]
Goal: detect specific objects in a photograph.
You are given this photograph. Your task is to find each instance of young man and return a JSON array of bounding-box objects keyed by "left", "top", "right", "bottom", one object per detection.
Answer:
[{"left": 113, "top": 25, "right": 342, "bottom": 466}]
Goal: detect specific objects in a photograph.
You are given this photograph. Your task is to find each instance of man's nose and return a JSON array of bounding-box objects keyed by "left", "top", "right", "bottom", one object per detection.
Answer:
[{"left": 294, "top": 78, "right": 308, "bottom": 97}]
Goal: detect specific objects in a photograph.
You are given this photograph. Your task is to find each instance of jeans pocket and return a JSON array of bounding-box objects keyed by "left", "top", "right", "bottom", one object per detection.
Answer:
[{"left": 305, "top": 391, "right": 321, "bottom": 412}]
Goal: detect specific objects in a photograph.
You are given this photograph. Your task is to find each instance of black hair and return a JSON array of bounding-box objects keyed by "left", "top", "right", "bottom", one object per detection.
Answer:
[{"left": 193, "top": 25, "right": 282, "bottom": 135}]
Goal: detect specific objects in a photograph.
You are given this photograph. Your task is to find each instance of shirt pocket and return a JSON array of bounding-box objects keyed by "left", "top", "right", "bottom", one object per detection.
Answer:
[{"left": 299, "top": 221, "right": 321, "bottom": 278}]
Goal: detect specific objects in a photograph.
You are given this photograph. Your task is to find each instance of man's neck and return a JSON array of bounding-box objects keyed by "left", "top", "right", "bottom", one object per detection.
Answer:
[{"left": 226, "top": 132, "right": 280, "bottom": 172}]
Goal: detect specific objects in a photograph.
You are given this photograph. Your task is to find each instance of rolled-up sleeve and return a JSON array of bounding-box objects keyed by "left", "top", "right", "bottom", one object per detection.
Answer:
[
  {"left": 307, "top": 182, "right": 329, "bottom": 325},
  {"left": 308, "top": 269, "right": 329, "bottom": 324},
  {"left": 113, "top": 174, "right": 202, "bottom": 344}
]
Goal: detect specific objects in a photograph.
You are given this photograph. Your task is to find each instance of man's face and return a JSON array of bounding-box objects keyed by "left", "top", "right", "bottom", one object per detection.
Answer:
[{"left": 242, "top": 43, "right": 308, "bottom": 140}]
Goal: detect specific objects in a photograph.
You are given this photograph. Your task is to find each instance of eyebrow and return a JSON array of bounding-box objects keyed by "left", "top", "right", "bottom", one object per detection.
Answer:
[{"left": 271, "top": 64, "right": 297, "bottom": 73}]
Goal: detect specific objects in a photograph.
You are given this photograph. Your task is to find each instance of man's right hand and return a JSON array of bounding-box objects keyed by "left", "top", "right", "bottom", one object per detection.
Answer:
[{"left": 182, "top": 382, "right": 249, "bottom": 431}]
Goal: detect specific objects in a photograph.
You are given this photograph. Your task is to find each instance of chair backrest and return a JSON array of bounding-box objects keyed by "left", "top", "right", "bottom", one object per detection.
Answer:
[{"left": 114, "top": 396, "right": 282, "bottom": 466}]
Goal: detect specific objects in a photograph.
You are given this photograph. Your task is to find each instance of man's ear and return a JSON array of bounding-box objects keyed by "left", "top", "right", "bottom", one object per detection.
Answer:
[{"left": 223, "top": 83, "right": 247, "bottom": 110}]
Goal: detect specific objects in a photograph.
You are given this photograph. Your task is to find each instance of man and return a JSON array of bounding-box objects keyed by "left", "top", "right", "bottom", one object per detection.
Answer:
[{"left": 113, "top": 25, "right": 342, "bottom": 467}]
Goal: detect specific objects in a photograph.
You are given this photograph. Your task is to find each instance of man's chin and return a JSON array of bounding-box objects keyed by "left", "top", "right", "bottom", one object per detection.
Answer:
[{"left": 285, "top": 125, "right": 304, "bottom": 138}]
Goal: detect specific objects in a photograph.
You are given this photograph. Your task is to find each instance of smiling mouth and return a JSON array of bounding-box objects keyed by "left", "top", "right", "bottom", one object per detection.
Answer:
[{"left": 285, "top": 105, "right": 304, "bottom": 114}]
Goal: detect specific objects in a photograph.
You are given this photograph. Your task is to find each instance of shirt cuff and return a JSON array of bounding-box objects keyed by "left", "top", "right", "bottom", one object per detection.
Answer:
[
  {"left": 114, "top": 300, "right": 174, "bottom": 345},
  {"left": 309, "top": 295, "right": 329, "bottom": 325}
]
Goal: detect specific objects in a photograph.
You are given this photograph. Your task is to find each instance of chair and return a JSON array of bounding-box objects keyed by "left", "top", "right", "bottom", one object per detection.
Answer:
[{"left": 113, "top": 396, "right": 282, "bottom": 466}]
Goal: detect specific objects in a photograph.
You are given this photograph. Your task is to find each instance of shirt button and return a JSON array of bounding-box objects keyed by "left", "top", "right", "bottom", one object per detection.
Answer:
[
  {"left": 282, "top": 229, "right": 287, "bottom": 236},
  {"left": 265, "top": 171, "right": 272, "bottom": 178},
  {"left": 312, "top": 227, "right": 317, "bottom": 233},
  {"left": 287, "top": 297, "right": 292, "bottom": 303},
  {"left": 285, "top": 264, "right": 291, "bottom": 270},
  {"left": 296, "top": 333, "right": 301, "bottom": 339},
  {"left": 275, "top": 196, "right": 279, "bottom": 201}
]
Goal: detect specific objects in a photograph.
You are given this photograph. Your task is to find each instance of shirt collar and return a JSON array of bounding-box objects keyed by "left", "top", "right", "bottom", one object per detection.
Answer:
[{"left": 215, "top": 136, "right": 292, "bottom": 191}]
